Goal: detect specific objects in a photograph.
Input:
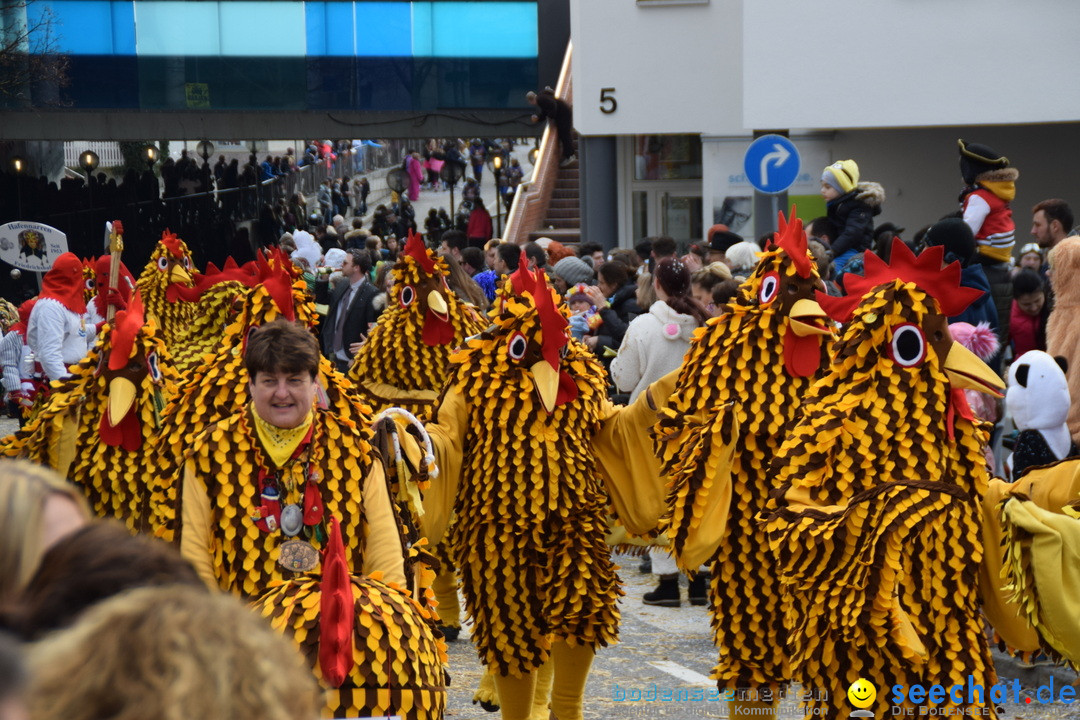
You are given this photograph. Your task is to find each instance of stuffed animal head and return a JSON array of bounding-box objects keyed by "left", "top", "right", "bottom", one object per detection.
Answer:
[{"left": 1007, "top": 350, "right": 1070, "bottom": 432}]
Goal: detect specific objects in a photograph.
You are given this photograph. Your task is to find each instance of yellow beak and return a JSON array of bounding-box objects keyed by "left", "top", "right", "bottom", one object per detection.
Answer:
[
  {"left": 107, "top": 376, "right": 137, "bottom": 426},
  {"left": 169, "top": 264, "right": 192, "bottom": 285},
  {"left": 944, "top": 340, "right": 1005, "bottom": 397},
  {"left": 530, "top": 360, "right": 559, "bottom": 414},
  {"left": 786, "top": 298, "right": 833, "bottom": 337},
  {"left": 426, "top": 289, "right": 448, "bottom": 316}
]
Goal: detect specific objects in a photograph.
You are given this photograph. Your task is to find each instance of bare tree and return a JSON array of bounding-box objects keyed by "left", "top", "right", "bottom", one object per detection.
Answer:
[{"left": 0, "top": 0, "right": 69, "bottom": 107}]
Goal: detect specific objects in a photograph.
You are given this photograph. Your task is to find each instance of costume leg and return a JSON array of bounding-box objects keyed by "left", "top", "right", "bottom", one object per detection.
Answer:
[
  {"left": 494, "top": 670, "right": 538, "bottom": 720},
  {"left": 528, "top": 657, "right": 555, "bottom": 720},
  {"left": 548, "top": 640, "right": 594, "bottom": 720},
  {"left": 431, "top": 560, "right": 460, "bottom": 629},
  {"left": 473, "top": 668, "right": 500, "bottom": 711}
]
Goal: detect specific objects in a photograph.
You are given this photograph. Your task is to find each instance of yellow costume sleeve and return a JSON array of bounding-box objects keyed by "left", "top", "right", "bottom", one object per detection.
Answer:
[
  {"left": 979, "top": 478, "right": 1041, "bottom": 653},
  {"left": 361, "top": 460, "right": 407, "bottom": 587},
  {"left": 992, "top": 460, "right": 1080, "bottom": 664},
  {"left": 418, "top": 388, "right": 466, "bottom": 545},
  {"left": 179, "top": 459, "right": 218, "bottom": 591},
  {"left": 592, "top": 369, "right": 680, "bottom": 537}
]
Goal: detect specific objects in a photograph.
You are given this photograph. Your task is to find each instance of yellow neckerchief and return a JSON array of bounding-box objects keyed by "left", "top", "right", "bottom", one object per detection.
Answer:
[
  {"left": 251, "top": 403, "right": 315, "bottom": 468},
  {"left": 979, "top": 180, "right": 1016, "bottom": 203}
]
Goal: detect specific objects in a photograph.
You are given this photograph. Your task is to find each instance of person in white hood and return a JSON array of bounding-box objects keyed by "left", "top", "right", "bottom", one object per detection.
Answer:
[{"left": 610, "top": 257, "right": 709, "bottom": 402}]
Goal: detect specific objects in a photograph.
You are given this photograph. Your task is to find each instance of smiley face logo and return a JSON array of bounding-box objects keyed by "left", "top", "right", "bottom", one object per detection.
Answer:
[{"left": 847, "top": 678, "right": 877, "bottom": 709}]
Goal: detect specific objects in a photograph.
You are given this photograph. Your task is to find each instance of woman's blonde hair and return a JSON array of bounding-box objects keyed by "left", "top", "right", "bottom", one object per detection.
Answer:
[
  {"left": 0, "top": 460, "right": 90, "bottom": 606},
  {"left": 690, "top": 262, "right": 733, "bottom": 290},
  {"left": 28, "top": 585, "right": 322, "bottom": 720}
]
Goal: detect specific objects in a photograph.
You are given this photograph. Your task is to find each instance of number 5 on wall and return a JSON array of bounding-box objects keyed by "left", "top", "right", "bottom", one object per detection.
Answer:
[{"left": 599, "top": 88, "right": 617, "bottom": 114}]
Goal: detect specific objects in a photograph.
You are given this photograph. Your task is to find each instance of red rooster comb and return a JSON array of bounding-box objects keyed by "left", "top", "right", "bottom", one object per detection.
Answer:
[
  {"left": 509, "top": 250, "right": 532, "bottom": 295},
  {"left": 255, "top": 249, "right": 296, "bottom": 321},
  {"left": 770, "top": 208, "right": 811, "bottom": 279},
  {"left": 160, "top": 229, "right": 184, "bottom": 258},
  {"left": 403, "top": 229, "right": 436, "bottom": 275},
  {"left": 318, "top": 516, "right": 354, "bottom": 688},
  {"left": 818, "top": 239, "right": 984, "bottom": 323},
  {"left": 531, "top": 268, "right": 569, "bottom": 371},
  {"left": 108, "top": 291, "right": 145, "bottom": 371}
]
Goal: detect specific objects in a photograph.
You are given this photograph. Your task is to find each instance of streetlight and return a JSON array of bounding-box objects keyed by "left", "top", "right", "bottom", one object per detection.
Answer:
[
  {"left": 80, "top": 150, "right": 100, "bottom": 225},
  {"left": 12, "top": 156, "right": 25, "bottom": 220},
  {"left": 439, "top": 162, "right": 464, "bottom": 221},
  {"left": 196, "top": 140, "right": 214, "bottom": 164},
  {"left": 144, "top": 144, "right": 159, "bottom": 171},
  {"left": 79, "top": 150, "right": 100, "bottom": 176},
  {"left": 492, "top": 154, "right": 503, "bottom": 236}
]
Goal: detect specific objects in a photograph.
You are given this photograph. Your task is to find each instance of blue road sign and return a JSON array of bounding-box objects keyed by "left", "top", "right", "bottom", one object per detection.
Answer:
[{"left": 743, "top": 134, "right": 800, "bottom": 194}]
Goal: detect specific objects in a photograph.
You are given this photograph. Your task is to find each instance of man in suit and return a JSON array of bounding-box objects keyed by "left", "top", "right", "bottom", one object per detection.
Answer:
[{"left": 319, "top": 248, "right": 378, "bottom": 372}]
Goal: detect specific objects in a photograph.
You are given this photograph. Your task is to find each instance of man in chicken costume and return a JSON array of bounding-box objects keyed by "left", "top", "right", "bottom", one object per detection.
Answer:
[
  {"left": 421, "top": 259, "right": 677, "bottom": 720},
  {"left": 764, "top": 240, "right": 1006, "bottom": 717},
  {"left": 135, "top": 229, "right": 197, "bottom": 351},
  {"left": 651, "top": 212, "right": 833, "bottom": 714},
  {"left": 178, "top": 317, "right": 446, "bottom": 719},
  {"left": 1, "top": 292, "right": 179, "bottom": 535}
]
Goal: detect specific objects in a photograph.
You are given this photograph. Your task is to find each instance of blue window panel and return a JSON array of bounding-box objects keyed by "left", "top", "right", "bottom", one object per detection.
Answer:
[
  {"left": 305, "top": 2, "right": 328, "bottom": 55},
  {"left": 355, "top": 3, "right": 412, "bottom": 57},
  {"left": 135, "top": 2, "right": 221, "bottom": 55},
  {"left": 411, "top": 3, "right": 434, "bottom": 57},
  {"left": 219, "top": 2, "right": 305, "bottom": 56},
  {"left": 430, "top": 3, "right": 536, "bottom": 58},
  {"left": 111, "top": 1, "right": 137, "bottom": 55},
  {"left": 305, "top": 1, "right": 354, "bottom": 56},
  {"left": 28, "top": 0, "right": 135, "bottom": 55}
]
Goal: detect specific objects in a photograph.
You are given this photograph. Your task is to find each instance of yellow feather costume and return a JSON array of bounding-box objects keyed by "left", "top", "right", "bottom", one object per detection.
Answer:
[
  {"left": 349, "top": 233, "right": 484, "bottom": 418},
  {"left": 652, "top": 214, "right": 833, "bottom": 694},
  {"left": 135, "top": 230, "right": 196, "bottom": 351},
  {"left": 423, "top": 266, "right": 677, "bottom": 720},
  {"left": 0, "top": 293, "right": 178, "bottom": 535},
  {"left": 178, "top": 402, "right": 447, "bottom": 719},
  {"left": 764, "top": 242, "right": 1007, "bottom": 717}
]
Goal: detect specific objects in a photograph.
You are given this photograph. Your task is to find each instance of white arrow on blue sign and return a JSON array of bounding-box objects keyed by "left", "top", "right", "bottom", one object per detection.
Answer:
[{"left": 743, "top": 134, "right": 800, "bottom": 194}]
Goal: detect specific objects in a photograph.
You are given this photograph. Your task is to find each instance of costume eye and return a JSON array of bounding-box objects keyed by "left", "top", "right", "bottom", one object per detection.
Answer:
[
  {"left": 399, "top": 285, "right": 416, "bottom": 307},
  {"left": 157, "top": 257, "right": 169, "bottom": 271},
  {"left": 147, "top": 352, "right": 162, "bottom": 382},
  {"left": 890, "top": 323, "right": 926, "bottom": 367},
  {"left": 182, "top": 256, "right": 192, "bottom": 271},
  {"left": 507, "top": 332, "right": 527, "bottom": 361},
  {"left": 85, "top": 278, "right": 96, "bottom": 291},
  {"left": 758, "top": 272, "right": 780, "bottom": 304}
]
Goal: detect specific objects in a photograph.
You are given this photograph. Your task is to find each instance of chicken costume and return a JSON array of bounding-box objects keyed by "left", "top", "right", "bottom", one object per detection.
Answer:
[
  {"left": 651, "top": 213, "right": 833, "bottom": 702},
  {"left": 1, "top": 292, "right": 178, "bottom": 535},
  {"left": 422, "top": 262, "right": 676, "bottom": 720},
  {"left": 170, "top": 257, "right": 257, "bottom": 375},
  {"left": 347, "top": 232, "right": 485, "bottom": 643},
  {"left": 135, "top": 229, "right": 196, "bottom": 351},
  {"left": 176, "top": 329, "right": 446, "bottom": 720},
  {"left": 349, "top": 231, "right": 484, "bottom": 417},
  {"left": 151, "top": 250, "right": 358, "bottom": 541},
  {"left": 764, "top": 241, "right": 1007, "bottom": 717}
]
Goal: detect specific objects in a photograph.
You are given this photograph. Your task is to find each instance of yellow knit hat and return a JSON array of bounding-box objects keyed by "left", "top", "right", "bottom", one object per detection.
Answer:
[{"left": 822, "top": 159, "right": 859, "bottom": 194}]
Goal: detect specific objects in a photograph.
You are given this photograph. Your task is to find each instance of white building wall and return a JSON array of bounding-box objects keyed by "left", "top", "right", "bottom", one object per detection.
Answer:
[
  {"left": 571, "top": 0, "right": 745, "bottom": 137},
  {"left": 744, "top": 0, "right": 1080, "bottom": 129}
]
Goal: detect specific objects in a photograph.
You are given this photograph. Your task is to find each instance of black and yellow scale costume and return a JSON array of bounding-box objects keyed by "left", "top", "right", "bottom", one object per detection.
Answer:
[
  {"left": 135, "top": 231, "right": 196, "bottom": 352},
  {"left": 179, "top": 406, "right": 447, "bottom": 719},
  {"left": 652, "top": 214, "right": 833, "bottom": 695},
  {"left": 151, "top": 253, "right": 353, "bottom": 540},
  {"left": 349, "top": 233, "right": 485, "bottom": 418},
  {"left": 764, "top": 242, "right": 1005, "bottom": 717},
  {"left": 0, "top": 294, "right": 178, "bottom": 536}
]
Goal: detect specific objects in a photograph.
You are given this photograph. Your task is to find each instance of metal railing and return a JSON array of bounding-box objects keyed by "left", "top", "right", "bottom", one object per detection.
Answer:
[{"left": 502, "top": 41, "right": 574, "bottom": 245}]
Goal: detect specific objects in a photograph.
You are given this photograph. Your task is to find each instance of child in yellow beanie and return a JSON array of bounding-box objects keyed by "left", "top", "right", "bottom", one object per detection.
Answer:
[{"left": 820, "top": 159, "right": 884, "bottom": 275}]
